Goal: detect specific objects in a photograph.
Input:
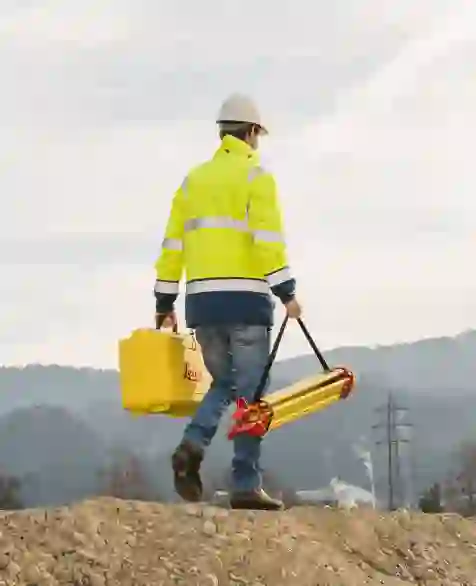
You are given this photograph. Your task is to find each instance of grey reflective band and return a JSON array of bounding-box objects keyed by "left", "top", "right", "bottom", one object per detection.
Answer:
[
  {"left": 186, "top": 278, "right": 270, "bottom": 295},
  {"left": 183, "top": 216, "right": 285, "bottom": 244},
  {"left": 252, "top": 229, "right": 284, "bottom": 243},
  {"left": 266, "top": 267, "right": 293, "bottom": 286},
  {"left": 162, "top": 238, "right": 183, "bottom": 251},
  {"left": 248, "top": 166, "right": 266, "bottom": 182},
  {"left": 155, "top": 280, "right": 179, "bottom": 294},
  {"left": 184, "top": 216, "right": 249, "bottom": 233},
  {"left": 180, "top": 176, "right": 188, "bottom": 194}
]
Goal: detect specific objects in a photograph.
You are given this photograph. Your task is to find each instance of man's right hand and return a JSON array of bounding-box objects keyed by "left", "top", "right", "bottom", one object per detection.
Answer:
[{"left": 285, "top": 298, "right": 302, "bottom": 319}]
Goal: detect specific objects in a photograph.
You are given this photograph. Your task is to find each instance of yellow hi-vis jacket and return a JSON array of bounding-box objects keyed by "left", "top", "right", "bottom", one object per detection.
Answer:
[{"left": 154, "top": 134, "right": 296, "bottom": 327}]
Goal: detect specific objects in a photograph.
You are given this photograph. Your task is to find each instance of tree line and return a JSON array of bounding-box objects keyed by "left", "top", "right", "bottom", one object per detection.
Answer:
[
  {"left": 1, "top": 439, "right": 476, "bottom": 514},
  {"left": 419, "top": 440, "right": 476, "bottom": 516}
]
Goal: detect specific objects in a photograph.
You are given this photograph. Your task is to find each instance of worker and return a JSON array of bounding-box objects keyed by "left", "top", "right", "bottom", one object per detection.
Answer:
[{"left": 154, "top": 93, "right": 302, "bottom": 510}]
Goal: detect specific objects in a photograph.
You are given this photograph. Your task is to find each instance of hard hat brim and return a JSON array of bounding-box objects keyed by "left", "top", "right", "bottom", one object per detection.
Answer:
[{"left": 217, "top": 120, "right": 269, "bottom": 135}]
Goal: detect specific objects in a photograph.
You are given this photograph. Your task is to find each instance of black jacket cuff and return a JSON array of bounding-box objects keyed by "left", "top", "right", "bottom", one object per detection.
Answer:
[{"left": 155, "top": 292, "right": 177, "bottom": 314}]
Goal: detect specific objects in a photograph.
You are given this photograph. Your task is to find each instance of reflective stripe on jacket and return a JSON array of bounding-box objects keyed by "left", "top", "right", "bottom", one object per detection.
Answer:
[{"left": 154, "top": 134, "right": 296, "bottom": 327}]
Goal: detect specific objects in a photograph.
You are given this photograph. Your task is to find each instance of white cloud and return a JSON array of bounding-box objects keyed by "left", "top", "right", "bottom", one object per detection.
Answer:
[
  {"left": 0, "top": 0, "right": 475, "bottom": 367},
  {"left": 0, "top": 0, "right": 133, "bottom": 46}
]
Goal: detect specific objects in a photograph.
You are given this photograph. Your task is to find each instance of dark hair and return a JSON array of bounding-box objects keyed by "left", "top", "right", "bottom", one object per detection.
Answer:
[{"left": 218, "top": 121, "right": 256, "bottom": 141}]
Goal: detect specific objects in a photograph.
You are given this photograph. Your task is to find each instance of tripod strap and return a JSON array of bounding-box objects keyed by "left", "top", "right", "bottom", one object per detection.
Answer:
[{"left": 253, "top": 316, "right": 330, "bottom": 402}]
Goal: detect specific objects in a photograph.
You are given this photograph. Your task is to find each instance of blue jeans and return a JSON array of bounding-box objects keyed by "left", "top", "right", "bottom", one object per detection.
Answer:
[{"left": 182, "top": 324, "right": 271, "bottom": 492}]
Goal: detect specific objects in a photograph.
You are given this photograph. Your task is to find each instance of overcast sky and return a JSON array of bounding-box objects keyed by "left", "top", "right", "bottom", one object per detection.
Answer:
[{"left": 0, "top": 0, "right": 475, "bottom": 367}]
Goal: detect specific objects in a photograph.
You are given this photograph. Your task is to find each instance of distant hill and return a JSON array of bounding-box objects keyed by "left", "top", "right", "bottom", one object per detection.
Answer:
[
  {"left": 272, "top": 328, "right": 476, "bottom": 393},
  {"left": 0, "top": 329, "right": 475, "bottom": 507},
  {"left": 0, "top": 405, "right": 110, "bottom": 507}
]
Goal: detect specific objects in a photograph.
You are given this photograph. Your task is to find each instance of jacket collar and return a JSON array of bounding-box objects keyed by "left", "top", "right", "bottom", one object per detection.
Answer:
[{"left": 215, "top": 135, "right": 257, "bottom": 160}]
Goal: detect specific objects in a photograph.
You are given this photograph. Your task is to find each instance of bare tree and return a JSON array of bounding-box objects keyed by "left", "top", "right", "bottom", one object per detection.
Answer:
[
  {"left": 99, "top": 448, "right": 159, "bottom": 501},
  {"left": 443, "top": 441, "right": 476, "bottom": 516},
  {"left": 419, "top": 482, "right": 443, "bottom": 513},
  {"left": 0, "top": 471, "right": 23, "bottom": 510},
  {"left": 455, "top": 442, "right": 476, "bottom": 515}
]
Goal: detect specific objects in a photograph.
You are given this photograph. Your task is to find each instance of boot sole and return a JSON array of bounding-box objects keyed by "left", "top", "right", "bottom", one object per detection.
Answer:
[{"left": 230, "top": 499, "right": 284, "bottom": 511}]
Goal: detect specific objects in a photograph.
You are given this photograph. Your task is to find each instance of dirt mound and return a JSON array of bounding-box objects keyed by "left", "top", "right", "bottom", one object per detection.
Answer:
[{"left": 0, "top": 498, "right": 475, "bottom": 585}]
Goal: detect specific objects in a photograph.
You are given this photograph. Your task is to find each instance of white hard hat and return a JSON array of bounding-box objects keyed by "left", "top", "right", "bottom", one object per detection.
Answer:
[{"left": 216, "top": 93, "right": 268, "bottom": 135}]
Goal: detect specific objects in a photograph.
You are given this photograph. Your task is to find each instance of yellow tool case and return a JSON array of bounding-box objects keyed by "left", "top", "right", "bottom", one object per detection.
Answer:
[
  {"left": 118, "top": 316, "right": 355, "bottom": 433},
  {"left": 118, "top": 327, "right": 211, "bottom": 416}
]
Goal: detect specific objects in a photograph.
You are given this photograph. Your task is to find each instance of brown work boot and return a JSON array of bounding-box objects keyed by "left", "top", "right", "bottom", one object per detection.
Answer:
[
  {"left": 171, "top": 440, "right": 204, "bottom": 502},
  {"left": 230, "top": 488, "right": 284, "bottom": 511}
]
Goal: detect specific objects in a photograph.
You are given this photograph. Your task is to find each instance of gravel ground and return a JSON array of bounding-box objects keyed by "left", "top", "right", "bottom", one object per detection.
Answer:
[{"left": 0, "top": 497, "right": 475, "bottom": 585}]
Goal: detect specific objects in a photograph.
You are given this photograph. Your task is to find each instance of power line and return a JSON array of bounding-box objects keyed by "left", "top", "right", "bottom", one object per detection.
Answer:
[{"left": 372, "top": 392, "right": 413, "bottom": 510}]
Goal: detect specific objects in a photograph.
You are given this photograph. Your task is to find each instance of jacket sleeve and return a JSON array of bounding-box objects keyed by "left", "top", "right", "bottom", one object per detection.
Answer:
[
  {"left": 153, "top": 179, "right": 186, "bottom": 313},
  {"left": 247, "top": 167, "right": 296, "bottom": 303}
]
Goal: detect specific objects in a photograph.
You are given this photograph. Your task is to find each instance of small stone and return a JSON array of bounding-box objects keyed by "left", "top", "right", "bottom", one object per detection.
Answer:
[
  {"left": 202, "top": 506, "right": 229, "bottom": 520},
  {"left": 202, "top": 506, "right": 218, "bottom": 519},
  {"left": 235, "top": 531, "right": 251, "bottom": 541},
  {"left": 6, "top": 561, "right": 21, "bottom": 577},
  {"left": 184, "top": 504, "right": 202, "bottom": 517},
  {"left": 21, "top": 563, "right": 43, "bottom": 583},
  {"left": 88, "top": 572, "right": 106, "bottom": 586},
  {"left": 202, "top": 520, "right": 217, "bottom": 536},
  {"left": 206, "top": 574, "right": 219, "bottom": 586}
]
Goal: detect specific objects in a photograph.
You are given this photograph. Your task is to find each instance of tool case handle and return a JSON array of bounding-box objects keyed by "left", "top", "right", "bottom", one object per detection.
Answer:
[
  {"left": 253, "top": 316, "right": 330, "bottom": 402},
  {"left": 155, "top": 314, "right": 199, "bottom": 350}
]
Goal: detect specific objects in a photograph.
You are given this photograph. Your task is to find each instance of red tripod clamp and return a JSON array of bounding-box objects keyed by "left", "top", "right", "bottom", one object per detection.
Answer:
[
  {"left": 335, "top": 366, "right": 355, "bottom": 399},
  {"left": 227, "top": 397, "right": 274, "bottom": 439}
]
